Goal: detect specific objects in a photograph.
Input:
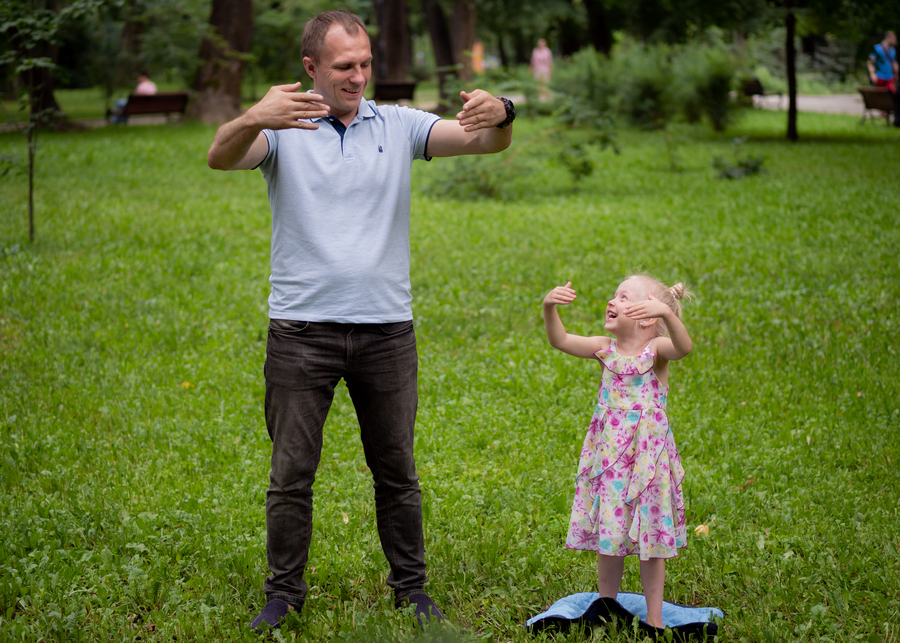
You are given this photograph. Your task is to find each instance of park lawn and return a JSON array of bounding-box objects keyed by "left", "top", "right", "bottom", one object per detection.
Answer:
[
  {"left": 0, "top": 110, "right": 899, "bottom": 642},
  {"left": 0, "top": 84, "right": 196, "bottom": 124}
]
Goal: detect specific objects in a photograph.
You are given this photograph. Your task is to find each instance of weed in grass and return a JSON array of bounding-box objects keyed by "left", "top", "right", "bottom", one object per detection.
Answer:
[{"left": 711, "top": 137, "right": 766, "bottom": 179}]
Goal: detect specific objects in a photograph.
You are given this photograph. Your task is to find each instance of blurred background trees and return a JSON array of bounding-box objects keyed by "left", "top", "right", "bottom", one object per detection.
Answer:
[{"left": 2, "top": 0, "right": 899, "bottom": 133}]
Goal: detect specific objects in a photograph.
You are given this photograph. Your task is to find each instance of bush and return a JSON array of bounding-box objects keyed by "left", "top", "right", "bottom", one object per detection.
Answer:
[
  {"left": 550, "top": 35, "right": 739, "bottom": 132},
  {"left": 673, "top": 39, "right": 737, "bottom": 131},
  {"left": 550, "top": 47, "right": 620, "bottom": 114},
  {"left": 615, "top": 42, "right": 676, "bottom": 129}
]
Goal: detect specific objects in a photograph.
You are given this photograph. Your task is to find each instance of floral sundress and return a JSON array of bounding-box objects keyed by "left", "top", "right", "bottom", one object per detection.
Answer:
[{"left": 565, "top": 339, "right": 687, "bottom": 560}]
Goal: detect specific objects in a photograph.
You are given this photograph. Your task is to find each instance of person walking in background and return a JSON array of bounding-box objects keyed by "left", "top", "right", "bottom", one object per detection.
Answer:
[
  {"left": 866, "top": 31, "right": 899, "bottom": 127},
  {"left": 206, "top": 9, "right": 515, "bottom": 633},
  {"left": 868, "top": 31, "right": 897, "bottom": 92},
  {"left": 530, "top": 39, "right": 553, "bottom": 99},
  {"left": 542, "top": 275, "right": 693, "bottom": 633}
]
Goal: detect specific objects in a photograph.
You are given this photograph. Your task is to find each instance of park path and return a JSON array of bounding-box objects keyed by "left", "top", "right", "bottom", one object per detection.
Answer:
[{"left": 753, "top": 93, "right": 864, "bottom": 116}]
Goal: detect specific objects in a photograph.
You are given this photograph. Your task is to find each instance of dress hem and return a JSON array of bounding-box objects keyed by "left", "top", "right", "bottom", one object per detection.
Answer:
[{"left": 564, "top": 543, "right": 684, "bottom": 561}]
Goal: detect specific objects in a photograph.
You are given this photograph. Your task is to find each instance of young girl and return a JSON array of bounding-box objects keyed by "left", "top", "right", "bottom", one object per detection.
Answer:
[{"left": 543, "top": 275, "right": 693, "bottom": 630}]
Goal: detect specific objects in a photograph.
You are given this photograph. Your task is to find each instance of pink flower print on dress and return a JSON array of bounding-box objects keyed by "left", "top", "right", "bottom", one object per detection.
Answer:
[{"left": 565, "top": 339, "right": 686, "bottom": 560}]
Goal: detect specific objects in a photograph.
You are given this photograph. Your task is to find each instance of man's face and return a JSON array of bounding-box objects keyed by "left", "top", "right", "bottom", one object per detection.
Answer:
[
  {"left": 888, "top": 33, "right": 897, "bottom": 48},
  {"left": 304, "top": 24, "right": 372, "bottom": 121}
]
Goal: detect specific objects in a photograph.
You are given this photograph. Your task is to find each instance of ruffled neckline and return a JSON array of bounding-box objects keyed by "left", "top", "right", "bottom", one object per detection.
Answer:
[{"left": 593, "top": 339, "right": 655, "bottom": 376}]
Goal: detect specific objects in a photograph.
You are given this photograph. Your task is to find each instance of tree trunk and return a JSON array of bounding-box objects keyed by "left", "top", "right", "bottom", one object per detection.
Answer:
[
  {"left": 24, "top": 64, "right": 63, "bottom": 118},
  {"left": 497, "top": 33, "right": 509, "bottom": 68},
  {"left": 450, "top": 0, "right": 476, "bottom": 82},
  {"left": 186, "top": 0, "right": 254, "bottom": 124},
  {"left": 584, "top": 0, "right": 612, "bottom": 55},
  {"left": 420, "top": 0, "right": 456, "bottom": 109},
  {"left": 28, "top": 126, "right": 35, "bottom": 243},
  {"left": 557, "top": 16, "right": 584, "bottom": 58},
  {"left": 17, "top": 0, "right": 66, "bottom": 126},
  {"left": 511, "top": 28, "right": 529, "bottom": 65},
  {"left": 119, "top": 13, "right": 146, "bottom": 84},
  {"left": 786, "top": 9, "right": 798, "bottom": 141},
  {"left": 374, "top": 0, "right": 410, "bottom": 82}
]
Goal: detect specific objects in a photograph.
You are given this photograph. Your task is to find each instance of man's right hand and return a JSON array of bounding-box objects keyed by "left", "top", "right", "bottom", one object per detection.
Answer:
[
  {"left": 246, "top": 82, "right": 330, "bottom": 131},
  {"left": 208, "top": 82, "right": 329, "bottom": 171}
]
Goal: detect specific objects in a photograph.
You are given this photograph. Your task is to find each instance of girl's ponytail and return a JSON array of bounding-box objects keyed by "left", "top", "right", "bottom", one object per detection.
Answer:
[{"left": 667, "top": 282, "right": 693, "bottom": 301}]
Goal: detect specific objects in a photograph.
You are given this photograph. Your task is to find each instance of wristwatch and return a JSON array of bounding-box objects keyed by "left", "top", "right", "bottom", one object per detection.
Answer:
[{"left": 496, "top": 97, "right": 516, "bottom": 129}]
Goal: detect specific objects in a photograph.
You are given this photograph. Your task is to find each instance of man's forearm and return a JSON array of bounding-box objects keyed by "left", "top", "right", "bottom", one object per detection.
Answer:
[
  {"left": 207, "top": 114, "right": 263, "bottom": 171},
  {"left": 475, "top": 124, "right": 512, "bottom": 154}
]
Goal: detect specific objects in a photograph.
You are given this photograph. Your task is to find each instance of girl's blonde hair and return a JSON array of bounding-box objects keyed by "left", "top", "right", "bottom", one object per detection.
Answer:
[{"left": 625, "top": 274, "right": 692, "bottom": 338}]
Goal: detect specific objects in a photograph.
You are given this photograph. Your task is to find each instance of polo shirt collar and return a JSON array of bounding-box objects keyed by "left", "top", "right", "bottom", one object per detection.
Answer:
[{"left": 310, "top": 99, "right": 376, "bottom": 125}]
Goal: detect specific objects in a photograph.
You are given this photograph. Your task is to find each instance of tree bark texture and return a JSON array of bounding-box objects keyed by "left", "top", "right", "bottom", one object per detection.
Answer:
[
  {"left": 786, "top": 9, "right": 798, "bottom": 141},
  {"left": 584, "top": 0, "right": 612, "bottom": 55},
  {"left": 118, "top": 12, "right": 146, "bottom": 85},
  {"left": 186, "top": 0, "right": 253, "bottom": 124},
  {"left": 511, "top": 28, "right": 529, "bottom": 65},
  {"left": 374, "top": 0, "right": 410, "bottom": 82},
  {"left": 16, "top": 0, "right": 65, "bottom": 122},
  {"left": 450, "top": 0, "right": 476, "bottom": 82},
  {"left": 420, "top": 0, "right": 456, "bottom": 109},
  {"left": 557, "top": 15, "right": 584, "bottom": 58}
]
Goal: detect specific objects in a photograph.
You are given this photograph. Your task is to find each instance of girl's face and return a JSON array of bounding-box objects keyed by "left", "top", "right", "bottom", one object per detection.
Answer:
[{"left": 604, "top": 278, "right": 645, "bottom": 335}]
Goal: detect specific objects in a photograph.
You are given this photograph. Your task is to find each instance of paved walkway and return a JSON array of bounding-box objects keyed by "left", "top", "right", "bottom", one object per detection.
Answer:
[{"left": 753, "top": 93, "right": 863, "bottom": 116}]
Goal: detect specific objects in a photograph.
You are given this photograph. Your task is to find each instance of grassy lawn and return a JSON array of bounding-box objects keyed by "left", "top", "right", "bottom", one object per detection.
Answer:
[{"left": 1, "top": 110, "right": 899, "bottom": 642}]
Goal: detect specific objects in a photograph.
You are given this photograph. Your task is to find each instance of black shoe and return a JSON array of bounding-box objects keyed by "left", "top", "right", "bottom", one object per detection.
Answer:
[
  {"left": 250, "top": 599, "right": 296, "bottom": 633},
  {"left": 397, "top": 592, "right": 444, "bottom": 627}
]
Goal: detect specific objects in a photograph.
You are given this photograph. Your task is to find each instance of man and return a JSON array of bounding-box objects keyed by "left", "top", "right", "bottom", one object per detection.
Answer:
[{"left": 206, "top": 10, "right": 514, "bottom": 632}]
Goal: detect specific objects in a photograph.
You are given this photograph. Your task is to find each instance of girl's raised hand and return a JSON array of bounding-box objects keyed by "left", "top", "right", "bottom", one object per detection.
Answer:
[
  {"left": 543, "top": 281, "right": 577, "bottom": 307},
  {"left": 624, "top": 291, "right": 671, "bottom": 320}
]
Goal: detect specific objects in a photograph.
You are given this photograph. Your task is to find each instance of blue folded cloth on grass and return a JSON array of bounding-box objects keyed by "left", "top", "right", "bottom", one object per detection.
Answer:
[{"left": 526, "top": 592, "right": 723, "bottom": 640}]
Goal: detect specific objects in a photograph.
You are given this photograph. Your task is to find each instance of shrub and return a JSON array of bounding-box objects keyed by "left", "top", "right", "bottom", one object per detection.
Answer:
[
  {"left": 673, "top": 39, "right": 737, "bottom": 131},
  {"left": 550, "top": 47, "right": 620, "bottom": 114},
  {"left": 550, "top": 34, "right": 740, "bottom": 132},
  {"left": 615, "top": 42, "right": 676, "bottom": 129}
]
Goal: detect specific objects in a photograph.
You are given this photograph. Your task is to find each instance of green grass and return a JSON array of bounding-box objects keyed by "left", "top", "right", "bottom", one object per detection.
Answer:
[{"left": 1, "top": 109, "right": 899, "bottom": 642}]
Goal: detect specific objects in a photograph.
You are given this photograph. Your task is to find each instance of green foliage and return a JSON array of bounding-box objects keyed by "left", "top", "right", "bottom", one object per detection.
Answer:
[
  {"left": 617, "top": 42, "right": 676, "bottom": 130},
  {"left": 672, "top": 35, "right": 736, "bottom": 131},
  {"left": 550, "top": 37, "right": 740, "bottom": 133},
  {"left": 550, "top": 47, "right": 619, "bottom": 114},
  {"left": 1, "top": 112, "right": 900, "bottom": 642}
]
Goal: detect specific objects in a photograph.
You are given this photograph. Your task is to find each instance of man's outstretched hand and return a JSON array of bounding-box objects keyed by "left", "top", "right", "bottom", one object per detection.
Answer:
[
  {"left": 456, "top": 90, "right": 507, "bottom": 132},
  {"left": 246, "top": 82, "right": 330, "bottom": 131}
]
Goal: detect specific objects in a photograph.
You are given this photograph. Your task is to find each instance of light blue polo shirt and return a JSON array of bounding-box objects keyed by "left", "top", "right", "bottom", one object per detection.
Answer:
[{"left": 258, "top": 99, "right": 440, "bottom": 323}]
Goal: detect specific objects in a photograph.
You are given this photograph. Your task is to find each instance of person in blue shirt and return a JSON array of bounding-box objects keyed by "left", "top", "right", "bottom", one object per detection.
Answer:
[
  {"left": 867, "top": 31, "right": 899, "bottom": 127},
  {"left": 207, "top": 9, "right": 516, "bottom": 633},
  {"left": 868, "top": 31, "right": 897, "bottom": 92}
]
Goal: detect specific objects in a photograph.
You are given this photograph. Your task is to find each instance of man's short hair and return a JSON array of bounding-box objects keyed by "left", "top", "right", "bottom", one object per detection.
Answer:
[
  {"left": 886, "top": 30, "right": 897, "bottom": 40},
  {"left": 301, "top": 10, "right": 366, "bottom": 62}
]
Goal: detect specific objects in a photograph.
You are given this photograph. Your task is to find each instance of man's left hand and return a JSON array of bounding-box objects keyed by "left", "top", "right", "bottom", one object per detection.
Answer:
[{"left": 456, "top": 90, "right": 506, "bottom": 132}]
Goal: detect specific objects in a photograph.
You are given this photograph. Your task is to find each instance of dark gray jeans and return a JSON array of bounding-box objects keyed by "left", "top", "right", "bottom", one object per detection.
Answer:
[{"left": 262, "top": 319, "right": 426, "bottom": 609}]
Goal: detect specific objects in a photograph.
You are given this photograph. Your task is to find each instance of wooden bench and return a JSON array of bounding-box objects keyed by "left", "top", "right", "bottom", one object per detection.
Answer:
[
  {"left": 740, "top": 78, "right": 783, "bottom": 110},
  {"left": 108, "top": 92, "right": 190, "bottom": 124},
  {"left": 857, "top": 86, "right": 895, "bottom": 125}
]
